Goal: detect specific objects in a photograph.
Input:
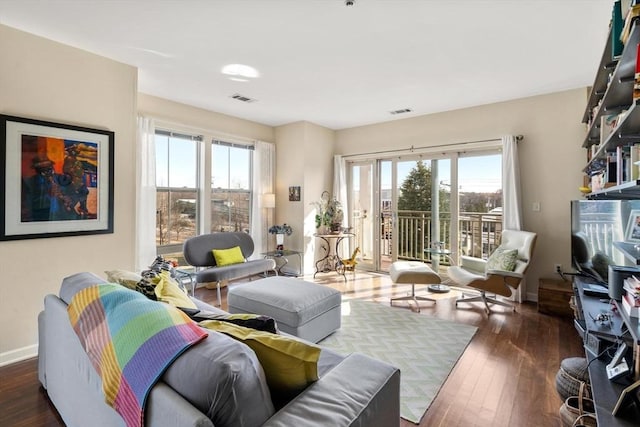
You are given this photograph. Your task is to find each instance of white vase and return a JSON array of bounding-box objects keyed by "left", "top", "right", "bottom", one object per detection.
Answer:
[{"left": 276, "top": 233, "right": 284, "bottom": 250}]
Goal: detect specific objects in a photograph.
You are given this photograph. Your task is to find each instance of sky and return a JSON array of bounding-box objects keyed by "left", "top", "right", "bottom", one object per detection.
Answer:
[
  {"left": 156, "top": 133, "right": 501, "bottom": 194},
  {"left": 382, "top": 154, "right": 501, "bottom": 193}
]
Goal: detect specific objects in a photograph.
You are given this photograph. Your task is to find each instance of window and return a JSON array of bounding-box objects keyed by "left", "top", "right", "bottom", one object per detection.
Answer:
[
  {"left": 154, "top": 130, "right": 255, "bottom": 261},
  {"left": 155, "top": 131, "right": 200, "bottom": 255},
  {"left": 211, "top": 141, "right": 253, "bottom": 233}
]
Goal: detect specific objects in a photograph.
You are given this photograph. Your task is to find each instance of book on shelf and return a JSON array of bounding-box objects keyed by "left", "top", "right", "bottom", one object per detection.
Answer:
[
  {"left": 612, "top": 0, "right": 625, "bottom": 58},
  {"left": 600, "top": 113, "right": 619, "bottom": 144},
  {"left": 620, "top": 2, "right": 640, "bottom": 45},
  {"left": 622, "top": 294, "right": 640, "bottom": 318},
  {"left": 630, "top": 143, "right": 640, "bottom": 180}
]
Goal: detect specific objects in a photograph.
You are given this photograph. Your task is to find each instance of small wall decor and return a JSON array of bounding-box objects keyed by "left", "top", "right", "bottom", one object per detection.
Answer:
[
  {"left": 289, "top": 186, "right": 301, "bottom": 201},
  {"left": 625, "top": 209, "right": 640, "bottom": 243},
  {"left": 0, "top": 114, "right": 114, "bottom": 241}
]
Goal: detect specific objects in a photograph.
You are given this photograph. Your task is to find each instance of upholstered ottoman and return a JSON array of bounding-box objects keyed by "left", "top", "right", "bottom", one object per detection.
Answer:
[
  {"left": 227, "top": 276, "right": 342, "bottom": 343},
  {"left": 389, "top": 261, "right": 442, "bottom": 312}
]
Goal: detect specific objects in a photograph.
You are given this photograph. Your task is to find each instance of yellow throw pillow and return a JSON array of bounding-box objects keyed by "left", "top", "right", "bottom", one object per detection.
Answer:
[
  {"left": 153, "top": 271, "right": 198, "bottom": 310},
  {"left": 199, "top": 320, "right": 320, "bottom": 408},
  {"left": 212, "top": 246, "right": 245, "bottom": 266},
  {"left": 104, "top": 269, "right": 141, "bottom": 290}
]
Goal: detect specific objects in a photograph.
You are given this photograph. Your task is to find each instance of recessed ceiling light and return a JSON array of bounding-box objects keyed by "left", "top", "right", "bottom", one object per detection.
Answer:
[{"left": 221, "top": 64, "right": 260, "bottom": 79}]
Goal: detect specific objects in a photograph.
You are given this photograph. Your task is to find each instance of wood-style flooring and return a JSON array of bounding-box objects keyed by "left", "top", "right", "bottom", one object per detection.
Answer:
[{"left": 0, "top": 271, "right": 584, "bottom": 427}]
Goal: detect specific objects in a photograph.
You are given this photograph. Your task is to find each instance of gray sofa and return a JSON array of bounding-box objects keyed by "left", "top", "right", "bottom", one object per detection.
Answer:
[
  {"left": 38, "top": 272, "right": 401, "bottom": 427},
  {"left": 183, "top": 232, "right": 277, "bottom": 305}
]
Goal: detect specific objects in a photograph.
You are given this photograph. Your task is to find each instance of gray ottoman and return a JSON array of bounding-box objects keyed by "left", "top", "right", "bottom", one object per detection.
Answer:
[{"left": 227, "top": 276, "right": 342, "bottom": 343}]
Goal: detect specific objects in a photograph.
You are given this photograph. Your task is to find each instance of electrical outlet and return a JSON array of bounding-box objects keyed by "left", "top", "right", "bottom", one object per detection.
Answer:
[{"left": 555, "top": 264, "right": 562, "bottom": 274}]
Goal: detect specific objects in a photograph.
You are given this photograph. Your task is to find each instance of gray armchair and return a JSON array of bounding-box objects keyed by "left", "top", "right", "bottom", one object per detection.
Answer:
[
  {"left": 183, "top": 232, "right": 276, "bottom": 306},
  {"left": 447, "top": 229, "right": 537, "bottom": 314}
]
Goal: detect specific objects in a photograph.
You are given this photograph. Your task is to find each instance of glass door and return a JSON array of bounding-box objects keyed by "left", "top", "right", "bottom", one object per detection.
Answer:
[
  {"left": 349, "top": 161, "right": 376, "bottom": 271},
  {"left": 395, "top": 157, "right": 452, "bottom": 274}
]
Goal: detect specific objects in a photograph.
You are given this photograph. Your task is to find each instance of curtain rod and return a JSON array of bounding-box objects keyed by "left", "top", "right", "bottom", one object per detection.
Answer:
[{"left": 341, "top": 134, "right": 523, "bottom": 159}]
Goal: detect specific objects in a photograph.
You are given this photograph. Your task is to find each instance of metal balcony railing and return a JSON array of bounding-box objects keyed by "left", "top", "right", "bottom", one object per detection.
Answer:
[{"left": 352, "top": 210, "right": 502, "bottom": 265}]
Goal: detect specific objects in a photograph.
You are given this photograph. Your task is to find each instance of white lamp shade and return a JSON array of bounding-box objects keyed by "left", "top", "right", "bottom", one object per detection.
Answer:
[{"left": 262, "top": 193, "right": 275, "bottom": 208}]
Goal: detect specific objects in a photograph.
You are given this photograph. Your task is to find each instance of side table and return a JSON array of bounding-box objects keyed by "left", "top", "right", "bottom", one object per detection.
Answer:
[
  {"left": 174, "top": 268, "right": 197, "bottom": 296},
  {"left": 424, "top": 246, "right": 455, "bottom": 293},
  {"left": 314, "top": 232, "right": 355, "bottom": 281},
  {"left": 538, "top": 277, "right": 573, "bottom": 317},
  {"left": 262, "top": 250, "right": 302, "bottom": 277}
]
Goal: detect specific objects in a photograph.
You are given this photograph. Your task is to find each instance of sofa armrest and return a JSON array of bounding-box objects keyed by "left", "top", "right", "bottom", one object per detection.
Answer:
[
  {"left": 263, "top": 353, "right": 400, "bottom": 427},
  {"left": 146, "top": 383, "right": 214, "bottom": 427}
]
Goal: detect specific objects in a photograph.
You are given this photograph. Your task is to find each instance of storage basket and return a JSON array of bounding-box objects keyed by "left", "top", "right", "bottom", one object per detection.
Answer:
[
  {"left": 559, "top": 392, "right": 596, "bottom": 427},
  {"left": 556, "top": 357, "right": 590, "bottom": 401}
]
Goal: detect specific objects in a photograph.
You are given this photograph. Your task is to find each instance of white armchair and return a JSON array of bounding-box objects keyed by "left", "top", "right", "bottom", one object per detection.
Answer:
[{"left": 447, "top": 229, "right": 537, "bottom": 314}]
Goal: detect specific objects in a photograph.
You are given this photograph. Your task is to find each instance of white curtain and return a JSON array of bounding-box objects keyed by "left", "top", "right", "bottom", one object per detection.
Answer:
[
  {"left": 250, "top": 141, "right": 275, "bottom": 257},
  {"left": 333, "top": 155, "right": 348, "bottom": 228},
  {"left": 135, "top": 116, "right": 157, "bottom": 272},
  {"left": 502, "top": 135, "right": 522, "bottom": 230},
  {"left": 502, "top": 134, "right": 524, "bottom": 301}
]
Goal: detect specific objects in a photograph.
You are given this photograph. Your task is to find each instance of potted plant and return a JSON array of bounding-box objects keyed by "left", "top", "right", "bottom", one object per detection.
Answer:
[
  {"left": 313, "top": 191, "right": 343, "bottom": 233},
  {"left": 268, "top": 223, "right": 293, "bottom": 251}
]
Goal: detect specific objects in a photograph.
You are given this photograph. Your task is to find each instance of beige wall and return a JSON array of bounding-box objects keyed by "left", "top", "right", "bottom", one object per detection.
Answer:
[
  {"left": 335, "top": 88, "right": 588, "bottom": 300},
  {"left": 0, "top": 24, "right": 137, "bottom": 364},
  {"left": 138, "top": 94, "right": 274, "bottom": 143},
  {"left": 275, "top": 122, "right": 335, "bottom": 274}
]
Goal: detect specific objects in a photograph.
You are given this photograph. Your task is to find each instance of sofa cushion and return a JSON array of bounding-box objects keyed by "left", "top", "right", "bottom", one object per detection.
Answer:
[
  {"left": 162, "top": 326, "right": 275, "bottom": 427},
  {"left": 200, "top": 320, "right": 320, "bottom": 409},
  {"left": 212, "top": 246, "right": 245, "bottom": 267},
  {"left": 104, "top": 269, "right": 141, "bottom": 290},
  {"left": 486, "top": 246, "right": 518, "bottom": 271},
  {"left": 153, "top": 271, "right": 198, "bottom": 310}
]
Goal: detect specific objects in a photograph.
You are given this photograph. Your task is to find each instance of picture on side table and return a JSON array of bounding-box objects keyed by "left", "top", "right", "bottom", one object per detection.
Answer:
[{"left": 0, "top": 114, "right": 114, "bottom": 241}]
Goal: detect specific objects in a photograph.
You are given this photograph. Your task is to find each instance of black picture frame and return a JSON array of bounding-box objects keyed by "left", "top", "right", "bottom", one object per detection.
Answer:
[
  {"left": 0, "top": 114, "right": 114, "bottom": 241},
  {"left": 289, "top": 186, "right": 301, "bottom": 202}
]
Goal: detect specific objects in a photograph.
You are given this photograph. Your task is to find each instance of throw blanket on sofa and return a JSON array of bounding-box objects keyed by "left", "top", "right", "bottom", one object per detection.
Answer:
[{"left": 68, "top": 284, "right": 207, "bottom": 427}]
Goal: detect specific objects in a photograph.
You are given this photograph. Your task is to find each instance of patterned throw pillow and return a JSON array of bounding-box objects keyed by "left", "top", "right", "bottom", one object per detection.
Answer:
[{"left": 486, "top": 247, "right": 518, "bottom": 272}]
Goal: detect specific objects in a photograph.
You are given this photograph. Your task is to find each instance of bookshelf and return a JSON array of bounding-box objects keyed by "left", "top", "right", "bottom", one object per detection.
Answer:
[
  {"left": 577, "top": 2, "right": 640, "bottom": 424},
  {"left": 582, "top": 7, "right": 640, "bottom": 190}
]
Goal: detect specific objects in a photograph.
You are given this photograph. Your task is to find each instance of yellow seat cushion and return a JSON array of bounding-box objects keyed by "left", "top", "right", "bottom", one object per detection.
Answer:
[
  {"left": 199, "top": 319, "right": 320, "bottom": 408},
  {"left": 212, "top": 246, "right": 245, "bottom": 266}
]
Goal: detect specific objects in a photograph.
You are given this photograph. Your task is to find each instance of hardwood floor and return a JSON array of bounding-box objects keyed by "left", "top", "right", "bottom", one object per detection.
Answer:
[{"left": 0, "top": 272, "right": 583, "bottom": 427}]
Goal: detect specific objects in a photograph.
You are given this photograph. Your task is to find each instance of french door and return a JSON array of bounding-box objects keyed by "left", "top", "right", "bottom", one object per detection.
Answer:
[
  {"left": 348, "top": 156, "right": 452, "bottom": 273},
  {"left": 347, "top": 150, "right": 500, "bottom": 273}
]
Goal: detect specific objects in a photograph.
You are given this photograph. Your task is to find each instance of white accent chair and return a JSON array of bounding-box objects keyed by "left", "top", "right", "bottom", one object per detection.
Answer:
[{"left": 447, "top": 229, "right": 537, "bottom": 314}]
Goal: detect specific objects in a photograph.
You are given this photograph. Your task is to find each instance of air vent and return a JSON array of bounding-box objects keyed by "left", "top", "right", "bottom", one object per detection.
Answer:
[
  {"left": 390, "top": 108, "right": 412, "bottom": 115},
  {"left": 230, "top": 93, "right": 257, "bottom": 103}
]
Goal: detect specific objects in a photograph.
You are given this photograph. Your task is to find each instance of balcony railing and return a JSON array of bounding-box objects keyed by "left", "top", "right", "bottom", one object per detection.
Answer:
[{"left": 380, "top": 210, "right": 503, "bottom": 264}]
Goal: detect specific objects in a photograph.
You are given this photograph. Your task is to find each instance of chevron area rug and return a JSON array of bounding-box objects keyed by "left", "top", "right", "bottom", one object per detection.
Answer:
[{"left": 318, "top": 299, "right": 477, "bottom": 424}]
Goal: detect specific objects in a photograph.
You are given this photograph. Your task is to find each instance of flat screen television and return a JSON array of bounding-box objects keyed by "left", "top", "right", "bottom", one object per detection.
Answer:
[{"left": 570, "top": 199, "right": 640, "bottom": 285}]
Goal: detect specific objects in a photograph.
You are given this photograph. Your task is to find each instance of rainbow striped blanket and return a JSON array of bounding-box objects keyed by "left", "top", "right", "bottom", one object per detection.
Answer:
[{"left": 68, "top": 284, "right": 207, "bottom": 427}]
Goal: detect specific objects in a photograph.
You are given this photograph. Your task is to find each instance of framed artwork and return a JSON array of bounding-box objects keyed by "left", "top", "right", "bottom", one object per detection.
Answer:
[
  {"left": 289, "top": 186, "right": 301, "bottom": 202},
  {"left": 0, "top": 114, "right": 114, "bottom": 241},
  {"left": 625, "top": 209, "right": 640, "bottom": 243}
]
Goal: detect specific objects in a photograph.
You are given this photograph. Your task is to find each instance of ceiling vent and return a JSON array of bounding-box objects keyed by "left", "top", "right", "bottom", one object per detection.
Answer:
[
  {"left": 389, "top": 108, "right": 412, "bottom": 115},
  {"left": 230, "top": 93, "right": 257, "bottom": 103}
]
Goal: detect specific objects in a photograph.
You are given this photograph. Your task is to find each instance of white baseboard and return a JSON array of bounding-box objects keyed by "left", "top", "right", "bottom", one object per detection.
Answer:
[
  {"left": 0, "top": 344, "right": 38, "bottom": 367},
  {"left": 526, "top": 291, "right": 538, "bottom": 302}
]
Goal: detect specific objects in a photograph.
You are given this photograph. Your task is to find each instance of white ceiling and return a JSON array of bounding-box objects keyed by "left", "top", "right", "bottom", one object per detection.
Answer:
[{"left": 0, "top": 0, "right": 613, "bottom": 130}]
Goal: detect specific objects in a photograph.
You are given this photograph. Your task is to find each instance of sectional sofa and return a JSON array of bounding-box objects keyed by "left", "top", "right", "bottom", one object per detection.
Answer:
[{"left": 38, "top": 272, "right": 401, "bottom": 427}]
